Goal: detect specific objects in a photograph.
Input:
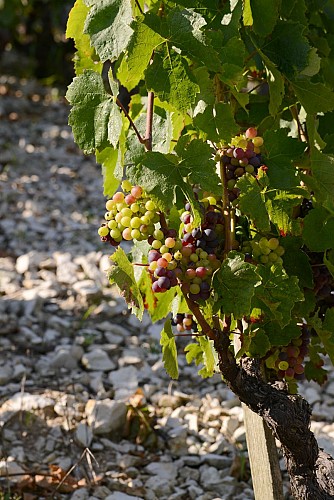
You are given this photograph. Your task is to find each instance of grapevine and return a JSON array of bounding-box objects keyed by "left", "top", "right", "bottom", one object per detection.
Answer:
[{"left": 66, "top": 1, "right": 334, "bottom": 498}]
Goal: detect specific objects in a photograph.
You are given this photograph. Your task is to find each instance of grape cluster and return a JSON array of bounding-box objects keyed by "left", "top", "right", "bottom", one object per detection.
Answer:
[
  {"left": 172, "top": 313, "right": 198, "bottom": 333},
  {"left": 242, "top": 237, "right": 285, "bottom": 266},
  {"left": 147, "top": 197, "right": 223, "bottom": 299},
  {"left": 308, "top": 252, "right": 334, "bottom": 318},
  {"left": 265, "top": 324, "right": 310, "bottom": 384},
  {"left": 218, "top": 127, "right": 264, "bottom": 203},
  {"left": 98, "top": 181, "right": 160, "bottom": 246}
]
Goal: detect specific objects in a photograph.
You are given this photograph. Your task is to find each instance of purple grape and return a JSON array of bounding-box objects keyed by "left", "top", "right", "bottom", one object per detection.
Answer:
[
  {"left": 155, "top": 266, "right": 167, "bottom": 277},
  {"left": 233, "top": 147, "right": 245, "bottom": 160},
  {"left": 249, "top": 156, "right": 261, "bottom": 167},
  {"left": 152, "top": 281, "right": 162, "bottom": 293},
  {"left": 182, "top": 232, "right": 195, "bottom": 244},
  {"left": 157, "top": 277, "right": 171, "bottom": 290},
  {"left": 148, "top": 250, "right": 161, "bottom": 263},
  {"left": 192, "top": 227, "right": 202, "bottom": 239},
  {"left": 205, "top": 211, "right": 219, "bottom": 225},
  {"left": 203, "top": 229, "right": 217, "bottom": 242}
]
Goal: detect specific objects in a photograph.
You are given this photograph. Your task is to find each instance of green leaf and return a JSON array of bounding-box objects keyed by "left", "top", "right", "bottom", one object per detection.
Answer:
[
  {"left": 263, "top": 21, "right": 311, "bottom": 78},
  {"left": 236, "top": 174, "right": 271, "bottom": 233},
  {"left": 280, "top": 237, "right": 313, "bottom": 288},
  {"left": 241, "top": 328, "right": 271, "bottom": 357},
  {"left": 185, "top": 342, "right": 203, "bottom": 366},
  {"left": 151, "top": 287, "right": 178, "bottom": 323},
  {"left": 107, "top": 247, "right": 144, "bottom": 320},
  {"left": 242, "top": 0, "right": 253, "bottom": 26},
  {"left": 144, "top": 9, "right": 221, "bottom": 71},
  {"left": 175, "top": 139, "right": 221, "bottom": 196},
  {"left": 96, "top": 147, "right": 121, "bottom": 197},
  {"left": 256, "top": 49, "right": 284, "bottom": 116},
  {"left": 212, "top": 252, "right": 261, "bottom": 318},
  {"left": 291, "top": 80, "right": 334, "bottom": 114},
  {"left": 314, "top": 309, "right": 334, "bottom": 365},
  {"left": 198, "top": 336, "right": 216, "bottom": 378},
  {"left": 253, "top": 265, "right": 303, "bottom": 327},
  {"left": 160, "top": 319, "right": 179, "bottom": 379},
  {"left": 302, "top": 207, "right": 334, "bottom": 252},
  {"left": 66, "top": 0, "right": 103, "bottom": 75},
  {"left": 127, "top": 151, "right": 202, "bottom": 225},
  {"left": 324, "top": 250, "right": 334, "bottom": 279},
  {"left": 66, "top": 70, "right": 116, "bottom": 154},
  {"left": 263, "top": 321, "right": 301, "bottom": 347},
  {"left": 263, "top": 129, "right": 305, "bottom": 189},
  {"left": 84, "top": 0, "right": 134, "bottom": 63},
  {"left": 265, "top": 190, "right": 304, "bottom": 236},
  {"left": 117, "top": 21, "right": 163, "bottom": 91},
  {"left": 194, "top": 102, "right": 239, "bottom": 143},
  {"left": 145, "top": 50, "right": 199, "bottom": 113},
  {"left": 308, "top": 150, "right": 334, "bottom": 203},
  {"left": 251, "top": 0, "right": 279, "bottom": 37},
  {"left": 300, "top": 47, "right": 321, "bottom": 77}
]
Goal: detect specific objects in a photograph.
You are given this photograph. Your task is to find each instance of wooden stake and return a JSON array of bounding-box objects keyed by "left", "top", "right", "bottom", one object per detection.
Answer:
[{"left": 243, "top": 404, "right": 284, "bottom": 500}]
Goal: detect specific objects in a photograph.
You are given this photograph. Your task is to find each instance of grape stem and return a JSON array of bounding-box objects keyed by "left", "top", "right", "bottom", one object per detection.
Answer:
[
  {"left": 181, "top": 285, "right": 216, "bottom": 341},
  {"left": 116, "top": 98, "right": 146, "bottom": 146},
  {"left": 220, "top": 158, "right": 233, "bottom": 256},
  {"left": 174, "top": 333, "right": 206, "bottom": 337}
]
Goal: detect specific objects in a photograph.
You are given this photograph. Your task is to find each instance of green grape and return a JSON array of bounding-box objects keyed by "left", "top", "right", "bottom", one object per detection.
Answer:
[
  {"left": 268, "top": 238, "right": 279, "bottom": 250},
  {"left": 120, "top": 216, "right": 131, "bottom": 227},
  {"left": 110, "top": 228, "right": 121, "bottom": 239},
  {"left": 131, "top": 229, "right": 141, "bottom": 239},
  {"left": 268, "top": 252, "right": 278, "bottom": 262},
  {"left": 152, "top": 239, "right": 162, "bottom": 249},
  {"left": 153, "top": 229, "right": 164, "bottom": 240},
  {"left": 121, "top": 207, "right": 132, "bottom": 218},
  {"left": 98, "top": 226, "right": 109, "bottom": 237},
  {"left": 130, "top": 217, "right": 142, "bottom": 229},
  {"left": 274, "top": 245, "right": 285, "bottom": 257},
  {"left": 121, "top": 179, "right": 132, "bottom": 192},
  {"left": 145, "top": 200, "right": 156, "bottom": 211},
  {"left": 260, "top": 255, "right": 269, "bottom": 264},
  {"left": 106, "top": 200, "right": 116, "bottom": 211},
  {"left": 189, "top": 283, "right": 200, "bottom": 294},
  {"left": 278, "top": 360, "right": 289, "bottom": 371},
  {"left": 108, "top": 220, "right": 118, "bottom": 230},
  {"left": 130, "top": 203, "right": 140, "bottom": 213}
]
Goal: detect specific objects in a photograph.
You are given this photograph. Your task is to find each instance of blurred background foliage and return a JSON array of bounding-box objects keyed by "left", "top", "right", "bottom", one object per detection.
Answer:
[{"left": 0, "top": 0, "right": 74, "bottom": 86}]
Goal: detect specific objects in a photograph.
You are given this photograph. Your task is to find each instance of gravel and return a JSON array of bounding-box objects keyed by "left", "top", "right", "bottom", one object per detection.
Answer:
[{"left": 1, "top": 76, "right": 334, "bottom": 499}]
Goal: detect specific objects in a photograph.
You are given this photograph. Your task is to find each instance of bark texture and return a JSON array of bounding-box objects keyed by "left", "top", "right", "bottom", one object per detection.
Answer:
[{"left": 214, "top": 332, "right": 334, "bottom": 500}]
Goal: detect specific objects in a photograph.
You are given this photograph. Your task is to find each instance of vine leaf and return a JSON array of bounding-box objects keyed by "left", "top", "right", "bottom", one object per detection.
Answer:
[
  {"left": 198, "top": 337, "right": 216, "bottom": 378},
  {"left": 117, "top": 21, "right": 163, "bottom": 91},
  {"left": 66, "top": 70, "right": 118, "bottom": 154},
  {"left": 66, "top": 0, "right": 103, "bottom": 75},
  {"left": 313, "top": 309, "right": 334, "bottom": 365},
  {"left": 308, "top": 150, "right": 334, "bottom": 204},
  {"left": 236, "top": 174, "right": 270, "bottom": 233},
  {"left": 252, "top": 264, "right": 303, "bottom": 327},
  {"left": 212, "top": 252, "right": 261, "bottom": 319},
  {"left": 280, "top": 237, "right": 313, "bottom": 288},
  {"left": 194, "top": 103, "right": 239, "bottom": 143},
  {"left": 96, "top": 147, "right": 121, "bottom": 197},
  {"left": 263, "top": 129, "right": 305, "bottom": 189},
  {"left": 250, "top": 0, "right": 280, "bottom": 37},
  {"left": 175, "top": 139, "right": 221, "bottom": 196},
  {"left": 263, "top": 321, "right": 302, "bottom": 346},
  {"left": 291, "top": 79, "right": 334, "bottom": 114},
  {"left": 265, "top": 190, "right": 304, "bottom": 236},
  {"left": 144, "top": 8, "right": 221, "bottom": 71},
  {"left": 150, "top": 287, "right": 178, "bottom": 323},
  {"left": 127, "top": 151, "right": 202, "bottom": 225},
  {"left": 302, "top": 207, "right": 334, "bottom": 252},
  {"left": 84, "top": 0, "right": 134, "bottom": 63},
  {"left": 239, "top": 328, "right": 271, "bottom": 358},
  {"left": 256, "top": 49, "right": 284, "bottom": 116},
  {"left": 160, "top": 319, "right": 179, "bottom": 379},
  {"left": 107, "top": 247, "right": 144, "bottom": 320}
]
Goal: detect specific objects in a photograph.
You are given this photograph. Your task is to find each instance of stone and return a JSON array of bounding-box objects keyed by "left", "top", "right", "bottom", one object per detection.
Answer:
[
  {"left": 0, "top": 365, "right": 13, "bottom": 384},
  {"left": 105, "top": 493, "right": 143, "bottom": 500},
  {"left": 73, "top": 280, "right": 102, "bottom": 300},
  {"left": 86, "top": 399, "right": 127, "bottom": 435},
  {"left": 145, "top": 461, "right": 177, "bottom": 480},
  {"left": 70, "top": 489, "right": 90, "bottom": 500},
  {"left": 50, "top": 346, "right": 78, "bottom": 370},
  {"left": 75, "top": 423, "right": 93, "bottom": 448},
  {"left": 82, "top": 348, "right": 116, "bottom": 371}
]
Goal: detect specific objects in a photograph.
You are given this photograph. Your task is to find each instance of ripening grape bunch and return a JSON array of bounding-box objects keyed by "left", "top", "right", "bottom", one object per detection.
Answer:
[
  {"left": 218, "top": 127, "right": 264, "bottom": 203},
  {"left": 265, "top": 324, "right": 311, "bottom": 388},
  {"left": 242, "top": 236, "right": 285, "bottom": 266},
  {"left": 171, "top": 313, "right": 198, "bottom": 333},
  {"left": 147, "top": 195, "right": 223, "bottom": 300},
  {"left": 97, "top": 180, "right": 160, "bottom": 246}
]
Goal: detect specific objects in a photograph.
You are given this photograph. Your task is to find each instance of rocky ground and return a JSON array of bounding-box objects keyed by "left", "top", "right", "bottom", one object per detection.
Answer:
[{"left": 1, "top": 76, "right": 334, "bottom": 500}]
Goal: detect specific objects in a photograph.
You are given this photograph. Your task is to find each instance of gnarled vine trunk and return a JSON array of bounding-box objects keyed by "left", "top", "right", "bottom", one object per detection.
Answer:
[{"left": 214, "top": 334, "right": 334, "bottom": 500}]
